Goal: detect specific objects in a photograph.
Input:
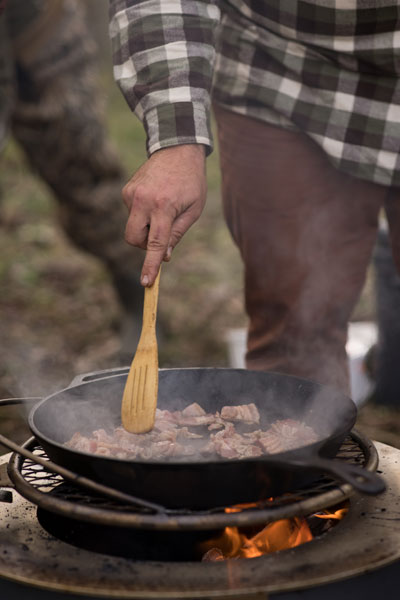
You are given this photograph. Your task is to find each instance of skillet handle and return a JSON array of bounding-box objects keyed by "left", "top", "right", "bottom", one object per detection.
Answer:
[
  {"left": 69, "top": 367, "right": 130, "bottom": 387},
  {"left": 0, "top": 398, "right": 41, "bottom": 408},
  {"left": 303, "top": 456, "right": 386, "bottom": 495}
]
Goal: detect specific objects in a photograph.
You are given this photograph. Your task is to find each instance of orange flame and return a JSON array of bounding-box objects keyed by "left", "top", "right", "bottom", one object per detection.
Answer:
[
  {"left": 201, "top": 502, "right": 348, "bottom": 561},
  {"left": 314, "top": 507, "right": 348, "bottom": 520},
  {"left": 202, "top": 517, "right": 313, "bottom": 560}
]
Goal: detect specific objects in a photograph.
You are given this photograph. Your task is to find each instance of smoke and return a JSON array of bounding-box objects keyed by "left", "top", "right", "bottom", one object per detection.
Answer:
[
  {"left": 0, "top": 337, "right": 71, "bottom": 408},
  {"left": 30, "top": 368, "right": 355, "bottom": 465}
]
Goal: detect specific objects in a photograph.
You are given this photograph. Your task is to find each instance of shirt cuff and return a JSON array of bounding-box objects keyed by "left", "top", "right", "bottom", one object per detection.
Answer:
[{"left": 143, "top": 101, "right": 213, "bottom": 157}]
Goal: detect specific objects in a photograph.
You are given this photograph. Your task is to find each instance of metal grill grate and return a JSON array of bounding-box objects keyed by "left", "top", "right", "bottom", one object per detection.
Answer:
[{"left": 7, "top": 430, "right": 378, "bottom": 530}]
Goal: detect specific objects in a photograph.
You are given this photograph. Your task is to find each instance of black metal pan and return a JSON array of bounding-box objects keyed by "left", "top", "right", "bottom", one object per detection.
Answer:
[{"left": 26, "top": 367, "right": 385, "bottom": 509}]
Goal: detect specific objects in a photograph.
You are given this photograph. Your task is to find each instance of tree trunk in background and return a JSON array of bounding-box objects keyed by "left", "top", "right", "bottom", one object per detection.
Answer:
[{"left": 84, "top": 0, "right": 111, "bottom": 64}]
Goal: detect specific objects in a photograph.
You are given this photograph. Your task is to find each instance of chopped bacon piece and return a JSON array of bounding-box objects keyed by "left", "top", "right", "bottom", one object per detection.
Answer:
[
  {"left": 95, "top": 446, "right": 112, "bottom": 456},
  {"left": 220, "top": 403, "right": 260, "bottom": 424},
  {"left": 65, "top": 432, "right": 92, "bottom": 453},
  {"left": 153, "top": 410, "right": 184, "bottom": 438},
  {"left": 177, "top": 427, "right": 203, "bottom": 440},
  {"left": 258, "top": 419, "right": 319, "bottom": 454},
  {"left": 258, "top": 433, "right": 285, "bottom": 454},
  {"left": 213, "top": 438, "right": 239, "bottom": 459},
  {"left": 208, "top": 420, "right": 225, "bottom": 431},
  {"left": 242, "top": 444, "right": 263, "bottom": 458},
  {"left": 210, "top": 424, "right": 263, "bottom": 459},
  {"left": 176, "top": 414, "right": 215, "bottom": 426},
  {"left": 176, "top": 444, "right": 196, "bottom": 457},
  {"left": 115, "top": 452, "right": 128, "bottom": 459},
  {"left": 157, "top": 429, "right": 178, "bottom": 443},
  {"left": 65, "top": 406, "right": 320, "bottom": 461},
  {"left": 213, "top": 422, "right": 236, "bottom": 439},
  {"left": 150, "top": 441, "right": 175, "bottom": 458},
  {"left": 181, "top": 402, "right": 206, "bottom": 417},
  {"left": 243, "top": 430, "right": 262, "bottom": 442},
  {"left": 153, "top": 418, "right": 178, "bottom": 433}
]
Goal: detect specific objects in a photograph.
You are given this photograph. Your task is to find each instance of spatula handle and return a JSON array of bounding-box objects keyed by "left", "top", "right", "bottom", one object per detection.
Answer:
[{"left": 142, "top": 268, "right": 161, "bottom": 332}]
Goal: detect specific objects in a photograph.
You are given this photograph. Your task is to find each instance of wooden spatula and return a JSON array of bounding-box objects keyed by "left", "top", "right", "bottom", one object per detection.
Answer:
[{"left": 121, "top": 269, "right": 161, "bottom": 433}]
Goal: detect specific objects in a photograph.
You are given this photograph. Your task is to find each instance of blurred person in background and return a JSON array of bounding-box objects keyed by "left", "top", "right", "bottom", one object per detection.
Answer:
[
  {"left": 0, "top": 0, "right": 145, "bottom": 356},
  {"left": 108, "top": 1, "right": 400, "bottom": 395},
  {"left": 370, "top": 224, "right": 400, "bottom": 407}
]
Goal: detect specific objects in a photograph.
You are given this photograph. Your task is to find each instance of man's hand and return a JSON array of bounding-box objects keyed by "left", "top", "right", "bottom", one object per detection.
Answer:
[{"left": 122, "top": 145, "right": 207, "bottom": 286}]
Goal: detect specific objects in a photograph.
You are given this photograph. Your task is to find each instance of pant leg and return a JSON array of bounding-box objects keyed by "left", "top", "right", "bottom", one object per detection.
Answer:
[
  {"left": 0, "top": 5, "right": 15, "bottom": 150},
  {"left": 373, "top": 188, "right": 400, "bottom": 407},
  {"left": 9, "top": 0, "right": 144, "bottom": 318},
  {"left": 214, "top": 105, "right": 385, "bottom": 393},
  {"left": 384, "top": 188, "right": 400, "bottom": 275},
  {"left": 373, "top": 225, "right": 400, "bottom": 406}
]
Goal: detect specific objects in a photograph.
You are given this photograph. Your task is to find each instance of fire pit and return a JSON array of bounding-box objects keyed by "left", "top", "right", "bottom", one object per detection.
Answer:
[{"left": 1, "top": 423, "right": 399, "bottom": 598}]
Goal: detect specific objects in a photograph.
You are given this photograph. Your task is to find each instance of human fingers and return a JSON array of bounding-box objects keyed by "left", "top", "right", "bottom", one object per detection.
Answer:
[
  {"left": 140, "top": 211, "right": 173, "bottom": 286},
  {"left": 124, "top": 209, "right": 150, "bottom": 250},
  {"left": 163, "top": 200, "right": 206, "bottom": 262},
  {"left": 121, "top": 181, "right": 152, "bottom": 249}
]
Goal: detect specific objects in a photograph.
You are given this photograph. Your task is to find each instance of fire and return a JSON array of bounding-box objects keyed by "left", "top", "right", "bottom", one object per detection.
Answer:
[
  {"left": 314, "top": 507, "right": 348, "bottom": 520},
  {"left": 202, "top": 517, "right": 312, "bottom": 560},
  {"left": 201, "top": 503, "right": 348, "bottom": 561}
]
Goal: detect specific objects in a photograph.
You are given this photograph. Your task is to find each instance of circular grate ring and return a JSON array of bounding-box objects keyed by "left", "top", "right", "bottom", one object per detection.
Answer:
[{"left": 7, "top": 430, "right": 378, "bottom": 531}]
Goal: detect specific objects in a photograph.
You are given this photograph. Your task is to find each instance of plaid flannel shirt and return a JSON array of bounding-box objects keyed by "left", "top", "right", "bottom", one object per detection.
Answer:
[{"left": 109, "top": 1, "right": 400, "bottom": 187}]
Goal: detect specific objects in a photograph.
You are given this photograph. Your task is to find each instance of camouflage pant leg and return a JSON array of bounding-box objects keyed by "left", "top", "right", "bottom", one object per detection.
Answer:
[
  {"left": 9, "top": 0, "right": 144, "bottom": 314},
  {"left": 0, "top": 12, "right": 14, "bottom": 150}
]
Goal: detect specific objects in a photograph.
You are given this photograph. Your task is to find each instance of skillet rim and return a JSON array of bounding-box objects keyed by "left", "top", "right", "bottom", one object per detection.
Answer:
[{"left": 28, "top": 367, "right": 357, "bottom": 467}]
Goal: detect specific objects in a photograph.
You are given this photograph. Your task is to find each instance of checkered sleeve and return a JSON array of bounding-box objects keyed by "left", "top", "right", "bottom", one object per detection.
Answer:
[{"left": 109, "top": 0, "right": 220, "bottom": 156}]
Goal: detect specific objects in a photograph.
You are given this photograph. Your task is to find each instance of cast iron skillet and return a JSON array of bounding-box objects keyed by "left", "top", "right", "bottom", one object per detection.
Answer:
[{"left": 29, "top": 368, "right": 385, "bottom": 509}]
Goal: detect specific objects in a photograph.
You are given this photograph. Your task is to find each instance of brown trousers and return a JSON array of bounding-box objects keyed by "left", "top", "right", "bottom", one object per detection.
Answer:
[{"left": 214, "top": 105, "right": 400, "bottom": 392}]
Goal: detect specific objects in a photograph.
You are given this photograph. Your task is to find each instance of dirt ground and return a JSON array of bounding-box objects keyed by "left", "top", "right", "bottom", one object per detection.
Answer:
[{"left": 356, "top": 403, "right": 400, "bottom": 449}]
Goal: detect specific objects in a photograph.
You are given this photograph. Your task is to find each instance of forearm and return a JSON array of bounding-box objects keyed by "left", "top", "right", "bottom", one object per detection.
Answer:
[{"left": 109, "top": 0, "right": 220, "bottom": 155}]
